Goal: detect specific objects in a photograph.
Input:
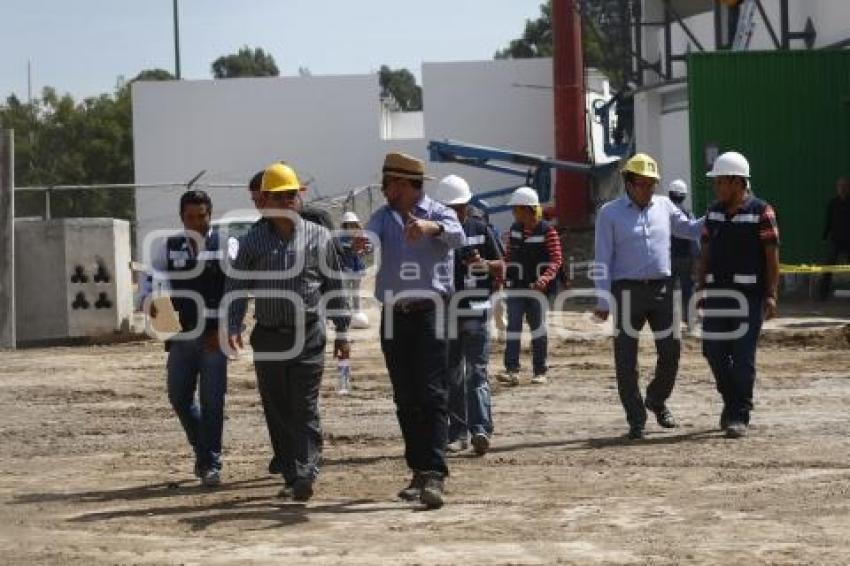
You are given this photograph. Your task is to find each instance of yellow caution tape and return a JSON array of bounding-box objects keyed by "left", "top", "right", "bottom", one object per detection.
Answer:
[{"left": 780, "top": 264, "right": 850, "bottom": 274}]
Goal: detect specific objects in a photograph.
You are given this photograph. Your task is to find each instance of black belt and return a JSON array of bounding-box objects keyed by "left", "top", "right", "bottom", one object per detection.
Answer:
[
  {"left": 392, "top": 299, "right": 438, "bottom": 314},
  {"left": 618, "top": 277, "right": 670, "bottom": 285}
]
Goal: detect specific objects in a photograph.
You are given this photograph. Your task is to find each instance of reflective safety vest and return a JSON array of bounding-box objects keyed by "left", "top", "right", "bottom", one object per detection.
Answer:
[
  {"left": 704, "top": 197, "right": 770, "bottom": 295},
  {"left": 505, "top": 220, "right": 556, "bottom": 295},
  {"left": 166, "top": 230, "right": 226, "bottom": 334}
]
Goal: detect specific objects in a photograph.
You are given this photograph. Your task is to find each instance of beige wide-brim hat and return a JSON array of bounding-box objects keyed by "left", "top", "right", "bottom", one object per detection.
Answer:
[{"left": 382, "top": 152, "right": 435, "bottom": 181}]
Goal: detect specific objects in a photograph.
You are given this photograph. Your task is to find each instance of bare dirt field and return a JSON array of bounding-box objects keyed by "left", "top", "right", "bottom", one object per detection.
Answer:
[{"left": 2, "top": 303, "right": 850, "bottom": 565}]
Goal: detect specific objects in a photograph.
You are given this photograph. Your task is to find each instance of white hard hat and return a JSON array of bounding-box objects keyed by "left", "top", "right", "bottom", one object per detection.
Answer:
[
  {"left": 507, "top": 186, "right": 539, "bottom": 207},
  {"left": 341, "top": 211, "right": 360, "bottom": 224},
  {"left": 350, "top": 311, "right": 369, "bottom": 329},
  {"left": 435, "top": 174, "right": 472, "bottom": 205},
  {"left": 668, "top": 179, "right": 688, "bottom": 195},
  {"left": 707, "top": 151, "right": 750, "bottom": 178}
]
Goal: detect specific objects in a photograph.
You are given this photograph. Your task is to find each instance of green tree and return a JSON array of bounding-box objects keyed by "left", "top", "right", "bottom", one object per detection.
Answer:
[
  {"left": 378, "top": 65, "right": 423, "bottom": 111},
  {"left": 495, "top": 0, "right": 633, "bottom": 89},
  {"left": 0, "top": 68, "right": 174, "bottom": 219},
  {"left": 211, "top": 46, "right": 280, "bottom": 79}
]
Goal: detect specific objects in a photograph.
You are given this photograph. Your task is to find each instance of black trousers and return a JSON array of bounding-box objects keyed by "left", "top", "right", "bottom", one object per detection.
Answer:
[
  {"left": 612, "top": 279, "right": 681, "bottom": 428},
  {"left": 251, "top": 323, "right": 325, "bottom": 485},
  {"left": 380, "top": 306, "right": 449, "bottom": 477}
]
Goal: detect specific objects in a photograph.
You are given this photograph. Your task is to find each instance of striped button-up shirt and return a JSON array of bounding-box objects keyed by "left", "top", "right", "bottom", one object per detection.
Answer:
[{"left": 225, "top": 217, "right": 350, "bottom": 334}]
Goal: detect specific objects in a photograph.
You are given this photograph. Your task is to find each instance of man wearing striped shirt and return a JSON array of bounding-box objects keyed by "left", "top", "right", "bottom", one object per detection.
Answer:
[
  {"left": 225, "top": 163, "right": 350, "bottom": 502},
  {"left": 697, "top": 151, "right": 780, "bottom": 439},
  {"left": 593, "top": 154, "right": 703, "bottom": 440},
  {"left": 500, "top": 186, "right": 563, "bottom": 386}
]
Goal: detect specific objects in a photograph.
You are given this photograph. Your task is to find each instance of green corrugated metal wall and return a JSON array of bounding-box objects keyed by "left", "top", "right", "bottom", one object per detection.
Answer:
[{"left": 688, "top": 50, "right": 850, "bottom": 264}]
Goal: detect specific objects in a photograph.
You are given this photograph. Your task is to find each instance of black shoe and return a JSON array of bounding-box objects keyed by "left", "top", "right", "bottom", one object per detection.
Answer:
[
  {"left": 471, "top": 433, "right": 490, "bottom": 456},
  {"left": 627, "top": 426, "right": 645, "bottom": 440},
  {"left": 397, "top": 472, "right": 426, "bottom": 501},
  {"left": 725, "top": 422, "right": 748, "bottom": 439},
  {"left": 277, "top": 483, "right": 294, "bottom": 498},
  {"left": 646, "top": 401, "right": 678, "bottom": 429},
  {"left": 419, "top": 473, "right": 445, "bottom": 510},
  {"left": 292, "top": 479, "right": 314, "bottom": 502},
  {"left": 268, "top": 456, "right": 283, "bottom": 475}
]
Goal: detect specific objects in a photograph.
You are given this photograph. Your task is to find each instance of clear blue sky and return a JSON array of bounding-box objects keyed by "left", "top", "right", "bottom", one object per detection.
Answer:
[{"left": 1, "top": 0, "right": 545, "bottom": 101}]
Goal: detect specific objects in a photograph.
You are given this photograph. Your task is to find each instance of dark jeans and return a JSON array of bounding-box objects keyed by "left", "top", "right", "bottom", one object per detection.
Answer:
[
  {"left": 251, "top": 322, "right": 325, "bottom": 485},
  {"left": 702, "top": 293, "right": 764, "bottom": 425},
  {"left": 166, "top": 336, "right": 228, "bottom": 471},
  {"left": 504, "top": 294, "right": 548, "bottom": 374},
  {"left": 672, "top": 256, "right": 695, "bottom": 325},
  {"left": 612, "top": 279, "right": 680, "bottom": 429},
  {"left": 448, "top": 314, "right": 493, "bottom": 442},
  {"left": 381, "top": 306, "right": 449, "bottom": 477},
  {"left": 817, "top": 242, "right": 850, "bottom": 300}
]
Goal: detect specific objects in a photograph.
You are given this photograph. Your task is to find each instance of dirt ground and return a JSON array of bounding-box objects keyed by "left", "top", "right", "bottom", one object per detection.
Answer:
[{"left": 2, "top": 302, "right": 850, "bottom": 565}]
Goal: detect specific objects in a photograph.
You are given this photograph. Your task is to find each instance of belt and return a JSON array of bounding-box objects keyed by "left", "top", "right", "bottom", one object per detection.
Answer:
[
  {"left": 392, "top": 299, "right": 437, "bottom": 314},
  {"left": 618, "top": 277, "right": 670, "bottom": 285}
]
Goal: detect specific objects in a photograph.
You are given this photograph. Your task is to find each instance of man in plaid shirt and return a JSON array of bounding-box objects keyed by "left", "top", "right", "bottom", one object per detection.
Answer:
[{"left": 697, "top": 151, "right": 780, "bottom": 439}]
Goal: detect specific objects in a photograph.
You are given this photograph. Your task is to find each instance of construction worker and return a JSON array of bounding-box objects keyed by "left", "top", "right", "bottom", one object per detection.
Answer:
[
  {"left": 225, "top": 162, "right": 350, "bottom": 502},
  {"left": 435, "top": 175, "right": 504, "bottom": 456},
  {"left": 697, "top": 151, "right": 780, "bottom": 439},
  {"left": 818, "top": 177, "right": 850, "bottom": 300},
  {"left": 499, "top": 186, "right": 563, "bottom": 386},
  {"left": 593, "top": 154, "right": 703, "bottom": 440},
  {"left": 360, "top": 152, "right": 464, "bottom": 509},
  {"left": 668, "top": 179, "right": 700, "bottom": 329},
  {"left": 144, "top": 190, "right": 229, "bottom": 487},
  {"left": 339, "top": 211, "right": 367, "bottom": 314}
]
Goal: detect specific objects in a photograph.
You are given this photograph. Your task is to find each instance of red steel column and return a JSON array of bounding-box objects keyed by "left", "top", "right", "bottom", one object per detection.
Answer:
[{"left": 552, "top": 0, "right": 589, "bottom": 227}]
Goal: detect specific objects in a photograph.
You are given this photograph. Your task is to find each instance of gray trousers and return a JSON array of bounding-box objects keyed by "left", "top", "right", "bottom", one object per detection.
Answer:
[
  {"left": 251, "top": 323, "right": 325, "bottom": 485},
  {"left": 612, "top": 279, "right": 681, "bottom": 428}
]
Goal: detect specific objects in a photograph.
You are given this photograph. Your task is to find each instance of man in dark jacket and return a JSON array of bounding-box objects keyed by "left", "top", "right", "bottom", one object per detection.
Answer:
[{"left": 818, "top": 177, "right": 850, "bottom": 300}]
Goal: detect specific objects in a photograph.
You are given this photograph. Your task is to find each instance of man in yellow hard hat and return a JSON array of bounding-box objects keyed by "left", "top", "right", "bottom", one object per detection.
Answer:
[
  {"left": 593, "top": 153, "right": 703, "bottom": 440},
  {"left": 225, "top": 162, "right": 351, "bottom": 502}
]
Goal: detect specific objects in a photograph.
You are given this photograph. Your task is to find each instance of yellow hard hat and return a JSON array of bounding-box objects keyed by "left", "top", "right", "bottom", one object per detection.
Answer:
[
  {"left": 622, "top": 153, "right": 661, "bottom": 180},
  {"left": 261, "top": 162, "right": 301, "bottom": 192}
]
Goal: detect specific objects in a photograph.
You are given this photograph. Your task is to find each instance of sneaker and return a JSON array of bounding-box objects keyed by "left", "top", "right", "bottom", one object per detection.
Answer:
[
  {"left": 201, "top": 468, "right": 221, "bottom": 487},
  {"left": 646, "top": 402, "right": 678, "bottom": 429},
  {"left": 530, "top": 373, "right": 548, "bottom": 385},
  {"left": 397, "top": 472, "right": 426, "bottom": 501},
  {"left": 627, "top": 426, "right": 645, "bottom": 440},
  {"left": 446, "top": 439, "right": 469, "bottom": 453},
  {"left": 471, "top": 433, "right": 490, "bottom": 456},
  {"left": 419, "top": 472, "right": 445, "bottom": 510},
  {"left": 725, "top": 422, "right": 748, "bottom": 439},
  {"left": 498, "top": 371, "right": 520, "bottom": 386},
  {"left": 292, "top": 479, "right": 314, "bottom": 502}
]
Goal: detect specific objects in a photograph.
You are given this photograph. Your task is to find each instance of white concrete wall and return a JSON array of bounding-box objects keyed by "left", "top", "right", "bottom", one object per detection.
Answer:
[{"left": 133, "top": 58, "right": 613, "bottom": 242}]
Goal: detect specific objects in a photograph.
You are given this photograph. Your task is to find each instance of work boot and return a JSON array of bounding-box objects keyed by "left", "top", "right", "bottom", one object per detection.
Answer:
[
  {"left": 498, "top": 371, "right": 520, "bottom": 386},
  {"left": 201, "top": 468, "right": 221, "bottom": 488},
  {"left": 292, "top": 478, "right": 314, "bottom": 502},
  {"left": 277, "top": 484, "right": 294, "bottom": 499},
  {"left": 471, "top": 433, "right": 490, "bottom": 456},
  {"left": 419, "top": 472, "right": 445, "bottom": 510},
  {"left": 397, "top": 472, "right": 426, "bottom": 501},
  {"left": 646, "top": 401, "right": 678, "bottom": 429},
  {"left": 627, "top": 426, "right": 645, "bottom": 440},
  {"left": 725, "top": 422, "right": 748, "bottom": 439}
]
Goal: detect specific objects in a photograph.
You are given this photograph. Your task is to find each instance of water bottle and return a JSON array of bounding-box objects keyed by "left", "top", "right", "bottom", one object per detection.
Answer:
[{"left": 337, "top": 359, "right": 351, "bottom": 395}]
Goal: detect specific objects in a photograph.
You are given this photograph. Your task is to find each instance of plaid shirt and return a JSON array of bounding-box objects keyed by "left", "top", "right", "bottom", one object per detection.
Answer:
[{"left": 226, "top": 217, "right": 350, "bottom": 335}]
